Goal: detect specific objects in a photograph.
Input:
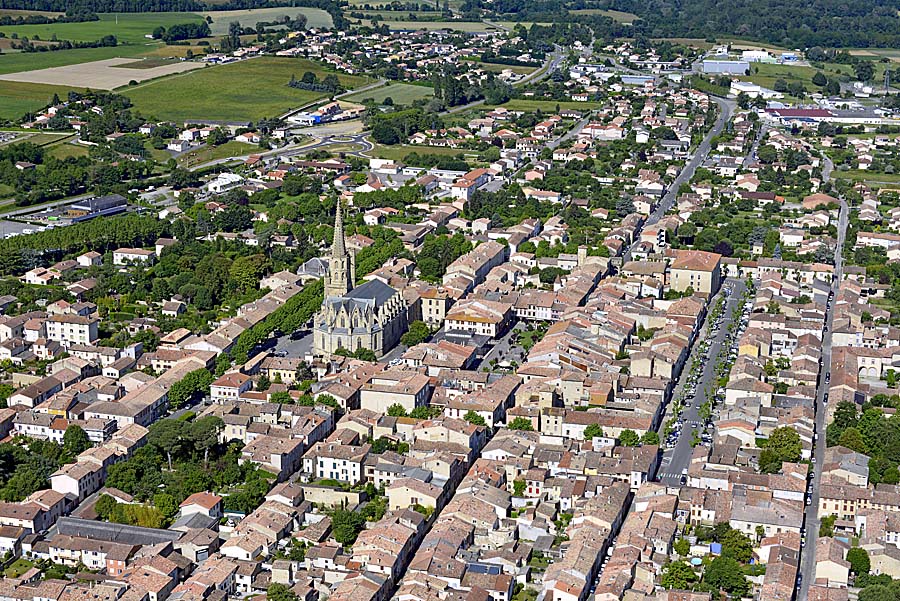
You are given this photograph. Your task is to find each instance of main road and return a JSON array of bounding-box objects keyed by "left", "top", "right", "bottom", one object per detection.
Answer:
[
  {"left": 623, "top": 96, "right": 735, "bottom": 261},
  {"left": 656, "top": 277, "right": 746, "bottom": 484},
  {"left": 797, "top": 162, "right": 849, "bottom": 601}
]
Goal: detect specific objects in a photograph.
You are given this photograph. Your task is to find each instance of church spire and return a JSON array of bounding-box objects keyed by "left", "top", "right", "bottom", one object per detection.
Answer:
[
  {"left": 325, "top": 201, "right": 353, "bottom": 298},
  {"left": 332, "top": 201, "right": 346, "bottom": 258}
]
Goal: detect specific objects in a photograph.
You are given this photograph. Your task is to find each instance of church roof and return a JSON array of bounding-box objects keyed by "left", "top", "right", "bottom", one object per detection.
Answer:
[{"left": 345, "top": 279, "right": 397, "bottom": 306}]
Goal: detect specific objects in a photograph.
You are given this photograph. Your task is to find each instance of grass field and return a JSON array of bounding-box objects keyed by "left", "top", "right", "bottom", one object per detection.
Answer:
[
  {"left": 0, "top": 44, "right": 152, "bottom": 75},
  {"left": 0, "top": 81, "right": 85, "bottom": 120},
  {"left": 833, "top": 170, "right": 900, "bottom": 184},
  {"left": 370, "top": 142, "right": 474, "bottom": 161},
  {"left": 356, "top": 19, "right": 494, "bottom": 31},
  {"left": 0, "top": 13, "right": 204, "bottom": 44},
  {"left": 3, "top": 558, "right": 33, "bottom": 578},
  {"left": 490, "top": 98, "right": 603, "bottom": 111},
  {"left": 46, "top": 142, "right": 90, "bottom": 159},
  {"left": 126, "top": 56, "right": 371, "bottom": 122},
  {"left": 569, "top": 8, "right": 637, "bottom": 22},
  {"left": 203, "top": 7, "right": 332, "bottom": 32},
  {"left": 177, "top": 140, "right": 257, "bottom": 167},
  {"left": 343, "top": 82, "right": 433, "bottom": 105}
]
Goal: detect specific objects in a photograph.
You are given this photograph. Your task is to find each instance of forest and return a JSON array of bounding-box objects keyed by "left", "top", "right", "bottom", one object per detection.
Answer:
[{"left": 608, "top": 0, "right": 900, "bottom": 48}]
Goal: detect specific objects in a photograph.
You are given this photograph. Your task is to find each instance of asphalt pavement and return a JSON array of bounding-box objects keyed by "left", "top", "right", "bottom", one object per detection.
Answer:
[
  {"left": 656, "top": 277, "right": 746, "bottom": 484},
  {"left": 624, "top": 96, "right": 735, "bottom": 262},
  {"left": 797, "top": 195, "right": 849, "bottom": 601}
]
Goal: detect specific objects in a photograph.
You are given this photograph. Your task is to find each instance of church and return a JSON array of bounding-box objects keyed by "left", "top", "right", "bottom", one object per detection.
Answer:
[{"left": 313, "top": 203, "right": 408, "bottom": 357}]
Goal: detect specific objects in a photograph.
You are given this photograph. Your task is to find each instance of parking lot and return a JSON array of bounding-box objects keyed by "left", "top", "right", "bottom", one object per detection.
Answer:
[{"left": 657, "top": 278, "right": 748, "bottom": 484}]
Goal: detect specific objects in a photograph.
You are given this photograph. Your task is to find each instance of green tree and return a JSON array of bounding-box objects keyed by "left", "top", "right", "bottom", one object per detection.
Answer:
[
  {"left": 149, "top": 419, "right": 187, "bottom": 470},
  {"left": 231, "top": 254, "right": 270, "bottom": 292},
  {"left": 267, "top": 584, "right": 298, "bottom": 601},
  {"left": 401, "top": 320, "right": 430, "bottom": 347},
  {"left": 153, "top": 492, "right": 178, "bottom": 518},
  {"left": 721, "top": 528, "right": 753, "bottom": 563},
  {"left": 62, "top": 425, "right": 91, "bottom": 458},
  {"left": 513, "top": 479, "right": 526, "bottom": 497},
  {"left": 331, "top": 509, "right": 365, "bottom": 545},
  {"left": 387, "top": 404, "right": 407, "bottom": 417},
  {"left": 95, "top": 494, "right": 117, "bottom": 520},
  {"left": 820, "top": 514, "right": 837, "bottom": 537},
  {"left": 839, "top": 427, "right": 868, "bottom": 454},
  {"left": 190, "top": 415, "right": 223, "bottom": 468},
  {"left": 704, "top": 556, "right": 750, "bottom": 596},
  {"left": 660, "top": 561, "right": 697, "bottom": 590},
  {"left": 848, "top": 547, "right": 871, "bottom": 576},
  {"left": 619, "top": 430, "right": 640, "bottom": 447},
  {"left": 465, "top": 411, "right": 487, "bottom": 427},
  {"left": 641, "top": 431, "right": 660, "bottom": 445},
  {"left": 673, "top": 538, "right": 690, "bottom": 556},
  {"left": 855, "top": 61, "right": 875, "bottom": 82},
  {"left": 270, "top": 391, "right": 292, "bottom": 404},
  {"left": 759, "top": 426, "right": 801, "bottom": 473},
  {"left": 812, "top": 71, "right": 827, "bottom": 86},
  {"left": 584, "top": 424, "right": 604, "bottom": 439},
  {"left": 859, "top": 585, "right": 896, "bottom": 601},
  {"left": 508, "top": 417, "right": 533, "bottom": 431}
]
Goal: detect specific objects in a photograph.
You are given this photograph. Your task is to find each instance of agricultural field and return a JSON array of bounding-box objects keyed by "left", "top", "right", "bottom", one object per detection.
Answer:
[
  {"left": 203, "top": 7, "right": 332, "bottom": 33},
  {"left": 0, "top": 9, "right": 62, "bottom": 17},
  {"left": 489, "top": 98, "right": 604, "bottom": 111},
  {"left": 569, "top": 8, "right": 638, "bottom": 23},
  {"left": 0, "top": 81, "right": 84, "bottom": 121},
  {"left": 0, "top": 12, "right": 204, "bottom": 44},
  {"left": 0, "top": 57, "right": 203, "bottom": 90},
  {"left": 0, "top": 44, "right": 152, "bottom": 75},
  {"left": 125, "top": 56, "right": 371, "bottom": 122},
  {"left": 343, "top": 83, "right": 434, "bottom": 105},
  {"left": 737, "top": 60, "right": 898, "bottom": 93},
  {"left": 355, "top": 19, "right": 494, "bottom": 31}
]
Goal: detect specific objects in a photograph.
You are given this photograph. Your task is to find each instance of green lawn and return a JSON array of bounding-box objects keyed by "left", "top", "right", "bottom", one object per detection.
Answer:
[
  {"left": 125, "top": 57, "right": 371, "bottom": 122},
  {"left": 0, "top": 81, "right": 86, "bottom": 120},
  {"left": 203, "top": 7, "right": 332, "bottom": 33},
  {"left": 177, "top": 140, "right": 258, "bottom": 167},
  {"left": 46, "top": 142, "right": 90, "bottom": 159},
  {"left": 343, "top": 82, "right": 433, "bottom": 105},
  {"left": 738, "top": 62, "right": 819, "bottom": 92},
  {"left": 4, "top": 558, "right": 33, "bottom": 578},
  {"left": 0, "top": 43, "right": 153, "bottom": 75},
  {"left": 0, "top": 13, "right": 205, "bottom": 44}
]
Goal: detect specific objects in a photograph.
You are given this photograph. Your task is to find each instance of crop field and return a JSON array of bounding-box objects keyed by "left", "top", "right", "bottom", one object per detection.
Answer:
[
  {"left": 203, "top": 7, "right": 332, "bottom": 32},
  {"left": 125, "top": 56, "right": 371, "bottom": 122},
  {"left": 0, "top": 81, "right": 85, "bottom": 120},
  {"left": 344, "top": 83, "right": 433, "bottom": 105},
  {"left": 569, "top": 8, "right": 638, "bottom": 22},
  {"left": 0, "top": 44, "right": 152, "bottom": 75},
  {"left": 0, "top": 57, "right": 204, "bottom": 90},
  {"left": 356, "top": 19, "right": 495, "bottom": 31},
  {"left": 0, "top": 9, "right": 62, "bottom": 17},
  {"left": 0, "top": 12, "right": 204, "bottom": 44}
]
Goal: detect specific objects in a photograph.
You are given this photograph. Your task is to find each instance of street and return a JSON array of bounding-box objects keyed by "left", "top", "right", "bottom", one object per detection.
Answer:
[
  {"left": 656, "top": 277, "right": 746, "bottom": 484},
  {"left": 624, "top": 96, "right": 735, "bottom": 262},
  {"left": 797, "top": 193, "right": 849, "bottom": 601}
]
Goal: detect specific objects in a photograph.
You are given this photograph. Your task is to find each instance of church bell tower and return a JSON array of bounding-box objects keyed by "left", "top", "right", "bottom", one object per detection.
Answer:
[{"left": 325, "top": 202, "right": 354, "bottom": 298}]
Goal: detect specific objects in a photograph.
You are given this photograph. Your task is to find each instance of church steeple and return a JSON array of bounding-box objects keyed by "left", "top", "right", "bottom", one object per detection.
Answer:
[
  {"left": 332, "top": 200, "right": 346, "bottom": 257},
  {"left": 325, "top": 201, "right": 354, "bottom": 298}
]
